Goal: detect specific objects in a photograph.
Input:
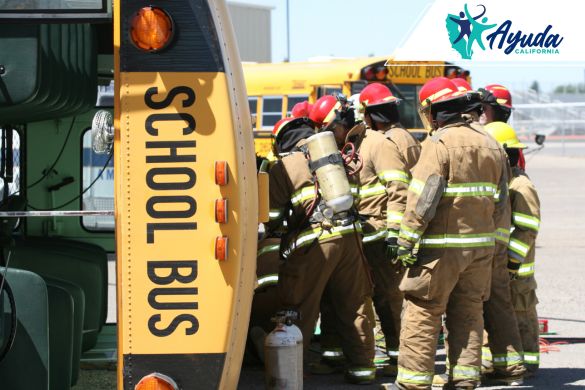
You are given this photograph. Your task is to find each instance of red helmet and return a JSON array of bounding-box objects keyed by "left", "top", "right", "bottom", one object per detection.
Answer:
[
  {"left": 451, "top": 78, "right": 473, "bottom": 92},
  {"left": 418, "top": 77, "right": 465, "bottom": 109},
  {"left": 272, "top": 117, "right": 295, "bottom": 142},
  {"left": 359, "top": 83, "right": 399, "bottom": 108},
  {"left": 291, "top": 101, "right": 313, "bottom": 118},
  {"left": 309, "top": 95, "right": 341, "bottom": 127},
  {"left": 484, "top": 84, "right": 513, "bottom": 108}
]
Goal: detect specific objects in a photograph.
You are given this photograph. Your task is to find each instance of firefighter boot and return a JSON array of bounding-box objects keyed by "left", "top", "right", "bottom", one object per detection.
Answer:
[{"left": 345, "top": 366, "right": 377, "bottom": 385}]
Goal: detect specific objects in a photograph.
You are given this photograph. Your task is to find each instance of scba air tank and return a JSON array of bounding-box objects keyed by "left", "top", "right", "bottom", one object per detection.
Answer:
[
  {"left": 305, "top": 131, "right": 353, "bottom": 215},
  {"left": 264, "top": 315, "right": 303, "bottom": 390}
]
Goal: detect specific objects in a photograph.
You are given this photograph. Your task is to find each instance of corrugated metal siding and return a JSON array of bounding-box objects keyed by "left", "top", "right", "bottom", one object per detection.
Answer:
[{"left": 227, "top": 3, "right": 272, "bottom": 62}]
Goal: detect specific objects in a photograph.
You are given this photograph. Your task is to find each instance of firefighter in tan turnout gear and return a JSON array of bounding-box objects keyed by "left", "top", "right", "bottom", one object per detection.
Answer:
[
  {"left": 485, "top": 121, "right": 542, "bottom": 377},
  {"left": 309, "top": 93, "right": 411, "bottom": 377},
  {"left": 384, "top": 77, "right": 509, "bottom": 390},
  {"left": 358, "top": 82, "right": 421, "bottom": 373},
  {"left": 266, "top": 103, "right": 377, "bottom": 384}
]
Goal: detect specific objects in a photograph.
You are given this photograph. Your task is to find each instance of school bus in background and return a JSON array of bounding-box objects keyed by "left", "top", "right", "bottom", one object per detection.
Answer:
[
  {"left": 0, "top": 1, "right": 260, "bottom": 389},
  {"left": 243, "top": 57, "right": 470, "bottom": 156}
]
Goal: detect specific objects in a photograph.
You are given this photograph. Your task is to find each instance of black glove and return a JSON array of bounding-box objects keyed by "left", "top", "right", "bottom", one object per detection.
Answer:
[
  {"left": 396, "top": 246, "right": 418, "bottom": 267},
  {"left": 385, "top": 236, "right": 399, "bottom": 260}
]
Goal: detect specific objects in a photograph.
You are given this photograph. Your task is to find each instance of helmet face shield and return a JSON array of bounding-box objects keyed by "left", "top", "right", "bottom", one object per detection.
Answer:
[{"left": 418, "top": 101, "right": 434, "bottom": 132}]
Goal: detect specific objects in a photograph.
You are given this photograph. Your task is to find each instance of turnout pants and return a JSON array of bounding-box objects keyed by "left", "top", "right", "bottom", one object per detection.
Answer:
[
  {"left": 396, "top": 247, "right": 493, "bottom": 390},
  {"left": 483, "top": 243, "right": 526, "bottom": 377},
  {"left": 278, "top": 234, "right": 375, "bottom": 368},
  {"left": 510, "top": 277, "right": 540, "bottom": 374},
  {"left": 365, "top": 240, "right": 405, "bottom": 360}
]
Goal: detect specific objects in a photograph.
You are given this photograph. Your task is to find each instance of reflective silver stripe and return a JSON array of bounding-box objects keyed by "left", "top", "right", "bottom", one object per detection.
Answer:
[
  {"left": 399, "top": 226, "right": 422, "bottom": 241},
  {"left": 523, "top": 352, "right": 540, "bottom": 364},
  {"left": 493, "top": 352, "right": 523, "bottom": 366},
  {"left": 443, "top": 182, "right": 498, "bottom": 197},
  {"left": 257, "top": 244, "right": 280, "bottom": 257},
  {"left": 513, "top": 212, "right": 540, "bottom": 231},
  {"left": 346, "top": 368, "right": 375, "bottom": 377},
  {"left": 397, "top": 367, "right": 433, "bottom": 385},
  {"left": 420, "top": 234, "right": 495, "bottom": 248},
  {"left": 363, "top": 229, "right": 387, "bottom": 243},
  {"left": 509, "top": 238, "right": 529, "bottom": 257},
  {"left": 451, "top": 364, "right": 480, "bottom": 380},
  {"left": 408, "top": 179, "right": 424, "bottom": 195},
  {"left": 518, "top": 262, "right": 535, "bottom": 277},
  {"left": 291, "top": 186, "right": 316, "bottom": 206},
  {"left": 378, "top": 170, "right": 410, "bottom": 184},
  {"left": 269, "top": 208, "right": 284, "bottom": 220},
  {"left": 257, "top": 274, "right": 278, "bottom": 287},
  {"left": 322, "top": 350, "right": 344, "bottom": 358},
  {"left": 387, "top": 349, "right": 399, "bottom": 358},
  {"left": 292, "top": 224, "right": 359, "bottom": 250}
]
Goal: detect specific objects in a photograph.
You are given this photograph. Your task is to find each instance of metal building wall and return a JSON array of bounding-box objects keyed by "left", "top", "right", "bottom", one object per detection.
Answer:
[{"left": 227, "top": 2, "right": 272, "bottom": 62}]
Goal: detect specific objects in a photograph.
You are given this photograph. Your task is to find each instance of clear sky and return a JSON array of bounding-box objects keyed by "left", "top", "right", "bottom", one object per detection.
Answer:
[{"left": 233, "top": 0, "right": 585, "bottom": 93}]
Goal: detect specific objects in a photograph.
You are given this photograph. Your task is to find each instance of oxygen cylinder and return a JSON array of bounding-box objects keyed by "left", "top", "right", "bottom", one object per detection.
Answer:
[
  {"left": 264, "top": 313, "right": 303, "bottom": 390},
  {"left": 305, "top": 132, "right": 353, "bottom": 214}
]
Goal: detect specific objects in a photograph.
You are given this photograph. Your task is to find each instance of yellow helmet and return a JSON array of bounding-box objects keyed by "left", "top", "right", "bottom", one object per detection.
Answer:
[{"left": 484, "top": 121, "right": 526, "bottom": 149}]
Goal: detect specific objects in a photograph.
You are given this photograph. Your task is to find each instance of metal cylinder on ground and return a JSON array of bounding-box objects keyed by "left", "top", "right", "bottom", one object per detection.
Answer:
[{"left": 264, "top": 312, "right": 303, "bottom": 390}]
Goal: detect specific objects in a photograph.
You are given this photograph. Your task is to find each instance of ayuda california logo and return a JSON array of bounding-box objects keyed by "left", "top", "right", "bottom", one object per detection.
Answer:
[{"left": 446, "top": 3, "right": 564, "bottom": 59}]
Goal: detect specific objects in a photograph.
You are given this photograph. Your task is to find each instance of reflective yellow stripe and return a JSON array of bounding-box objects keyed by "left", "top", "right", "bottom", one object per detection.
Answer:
[
  {"left": 482, "top": 346, "right": 492, "bottom": 362},
  {"left": 420, "top": 233, "right": 495, "bottom": 248},
  {"left": 518, "top": 261, "right": 535, "bottom": 277},
  {"left": 493, "top": 352, "right": 523, "bottom": 367},
  {"left": 495, "top": 227, "right": 510, "bottom": 244},
  {"left": 378, "top": 169, "right": 410, "bottom": 184},
  {"left": 363, "top": 229, "right": 387, "bottom": 243},
  {"left": 513, "top": 212, "right": 540, "bottom": 231},
  {"left": 408, "top": 178, "right": 424, "bottom": 195},
  {"left": 399, "top": 225, "right": 423, "bottom": 243},
  {"left": 508, "top": 237, "right": 530, "bottom": 257},
  {"left": 387, "top": 211, "right": 404, "bottom": 225},
  {"left": 359, "top": 183, "right": 386, "bottom": 198},
  {"left": 257, "top": 244, "right": 280, "bottom": 257},
  {"left": 397, "top": 367, "right": 433, "bottom": 385},
  {"left": 290, "top": 185, "right": 316, "bottom": 206},
  {"left": 451, "top": 364, "right": 480, "bottom": 380},
  {"left": 257, "top": 274, "right": 278, "bottom": 288},
  {"left": 290, "top": 223, "right": 361, "bottom": 252},
  {"left": 443, "top": 182, "right": 498, "bottom": 197}
]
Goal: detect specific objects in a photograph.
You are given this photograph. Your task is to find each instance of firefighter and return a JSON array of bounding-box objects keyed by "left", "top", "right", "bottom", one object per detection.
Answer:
[
  {"left": 479, "top": 84, "right": 513, "bottom": 125},
  {"left": 266, "top": 108, "right": 377, "bottom": 384},
  {"left": 310, "top": 94, "right": 411, "bottom": 377},
  {"left": 485, "top": 122, "right": 542, "bottom": 377},
  {"left": 382, "top": 77, "right": 509, "bottom": 390},
  {"left": 360, "top": 82, "right": 421, "bottom": 172},
  {"left": 431, "top": 79, "right": 527, "bottom": 386}
]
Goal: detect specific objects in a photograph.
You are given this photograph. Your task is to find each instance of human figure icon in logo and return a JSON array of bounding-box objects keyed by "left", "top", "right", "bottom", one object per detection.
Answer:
[
  {"left": 465, "top": 3, "right": 496, "bottom": 57},
  {"left": 449, "top": 4, "right": 487, "bottom": 45}
]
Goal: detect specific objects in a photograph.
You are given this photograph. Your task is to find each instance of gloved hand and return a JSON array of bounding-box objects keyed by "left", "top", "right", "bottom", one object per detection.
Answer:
[
  {"left": 396, "top": 246, "right": 418, "bottom": 267},
  {"left": 507, "top": 259, "right": 521, "bottom": 280},
  {"left": 385, "top": 236, "right": 399, "bottom": 260}
]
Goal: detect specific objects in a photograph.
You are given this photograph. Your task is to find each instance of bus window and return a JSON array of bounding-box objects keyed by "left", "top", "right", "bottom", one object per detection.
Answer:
[
  {"left": 0, "top": 128, "right": 21, "bottom": 202},
  {"left": 317, "top": 85, "right": 342, "bottom": 99},
  {"left": 81, "top": 128, "right": 114, "bottom": 231},
  {"left": 389, "top": 84, "right": 423, "bottom": 129},
  {"left": 261, "top": 96, "right": 283, "bottom": 129},
  {"left": 286, "top": 95, "right": 309, "bottom": 115},
  {"left": 350, "top": 81, "right": 367, "bottom": 96},
  {"left": 248, "top": 96, "right": 258, "bottom": 128}
]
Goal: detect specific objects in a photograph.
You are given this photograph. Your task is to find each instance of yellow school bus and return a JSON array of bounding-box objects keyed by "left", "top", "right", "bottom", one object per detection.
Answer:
[
  {"left": 244, "top": 58, "right": 470, "bottom": 156},
  {"left": 0, "top": 1, "right": 262, "bottom": 389}
]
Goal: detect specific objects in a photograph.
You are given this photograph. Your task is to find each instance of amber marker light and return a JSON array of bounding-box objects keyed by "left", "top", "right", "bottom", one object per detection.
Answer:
[
  {"left": 215, "top": 198, "right": 228, "bottom": 224},
  {"left": 215, "top": 161, "right": 229, "bottom": 186},
  {"left": 215, "top": 236, "right": 228, "bottom": 261},
  {"left": 130, "top": 6, "right": 174, "bottom": 52},
  {"left": 134, "top": 373, "right": 178, "bottom": 390}
]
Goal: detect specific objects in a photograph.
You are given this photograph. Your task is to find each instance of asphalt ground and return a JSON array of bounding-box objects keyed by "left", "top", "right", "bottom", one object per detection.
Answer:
[{"left": 85, "top": 142, "right": 585, "bottom": 389}]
